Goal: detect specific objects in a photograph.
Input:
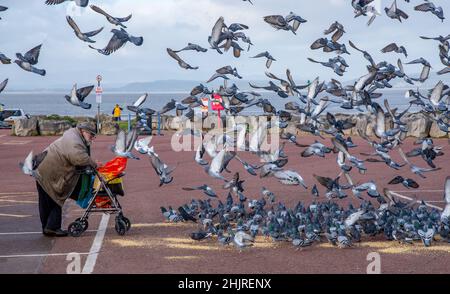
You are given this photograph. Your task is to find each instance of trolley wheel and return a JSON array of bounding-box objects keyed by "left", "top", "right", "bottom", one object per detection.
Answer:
[
  {"left": 75, "top": 218, "right": 89, "bottom": 232},
  {"left": 121, "top": 216, "right": 131, "bottom": 231},
  {"left": 68, "top": 221, "right": 83, "bottom": 237},
  {"left": 115, "top": 219, "right": 127, "bottom": 236}
]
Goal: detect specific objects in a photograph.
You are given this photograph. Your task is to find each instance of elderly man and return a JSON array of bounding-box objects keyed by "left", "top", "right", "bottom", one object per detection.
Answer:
[{"left": 34, "top": 122, "right": 98, "bottom": 237}]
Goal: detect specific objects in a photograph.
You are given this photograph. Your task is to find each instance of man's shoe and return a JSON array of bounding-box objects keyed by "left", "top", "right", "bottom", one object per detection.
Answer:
[{"left": 43, "top": 228, "right": 68, "bottom": 237}]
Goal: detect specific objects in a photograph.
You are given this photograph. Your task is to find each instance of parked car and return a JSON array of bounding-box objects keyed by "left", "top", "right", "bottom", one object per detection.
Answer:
[{"left": 0, "top": 109, "right": 30, "bottom": 128}]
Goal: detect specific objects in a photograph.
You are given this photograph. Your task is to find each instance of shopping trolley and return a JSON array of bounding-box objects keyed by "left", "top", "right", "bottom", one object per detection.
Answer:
[{"left": 68, "top": 157, "right": 131, "bottom": 237}]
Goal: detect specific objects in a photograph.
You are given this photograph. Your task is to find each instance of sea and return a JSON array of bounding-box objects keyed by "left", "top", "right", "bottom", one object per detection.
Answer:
[{"left": 1, "top": 89, "right": 419, "bottom": 118}]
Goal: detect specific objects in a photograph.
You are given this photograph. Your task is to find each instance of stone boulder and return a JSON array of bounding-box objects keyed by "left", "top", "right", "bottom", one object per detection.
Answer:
[
  {"left": 100, "top": 121, "right": 119, "bottom": 135},
  {"left": 403, "top": 113, "right": 431, "bottom": 138},
  {"left": 38, "top": 120, "right": 72, "bottom": 136},
  {"left": 429, "top": 121, "right": 448, "bottom": 138},
  {"left": 13, "top": 117, "right": 39, "bottom": 136}
]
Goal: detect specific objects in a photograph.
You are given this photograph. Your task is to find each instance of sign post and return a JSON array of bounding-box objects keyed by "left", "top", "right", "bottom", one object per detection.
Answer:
[
  {"left": 211, "top": 93, "right": 224, "bottom": 129},
  {"left": 95, "top": 75, "right": 102, "bottom": 133}
]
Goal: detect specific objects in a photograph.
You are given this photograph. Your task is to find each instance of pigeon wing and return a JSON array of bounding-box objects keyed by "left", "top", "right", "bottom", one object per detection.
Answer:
[
  {"left": 115, "top": 130, "right": 126, "bottom": 153},
  {"left": 45, "top": 0, "right": 67, "bottom": 4},
  {"left": 103, "top": 33, "right": 127, "bottom": 55},
  {"left": 444, "top": 177, "right": 450, "bottom": 204},
  {"left": 90, "top": 5, "right": 112, "bottom": 18},
  {"left": 23, "top": 44, "right": 42, "bottom": 65},
  {"left": 76, "top": 85, "right": 94, "bottom": 101},
  {"left": 66, "top": 15, "right": 82, "bottom": 35},
  {"left": 414, "top": 3, "right": 434, "bottom": 12},
  {"left": 0, "top": 78, "right": 8, "bottom": 93},
  {"left": 381, "top": 43, "right": 399, "bottom": 53},
  {"left": 84, "top": 26, "right": 104, "bottom": 37},
  {"left": 133, "top": 93, "right": 148, "bottom": 108},
  {"left": 116, "top": 14, "right": 132, "bottom": 22}
]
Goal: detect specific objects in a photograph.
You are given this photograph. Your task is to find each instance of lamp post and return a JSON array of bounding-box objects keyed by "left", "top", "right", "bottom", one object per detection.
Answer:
[{"left": 95, "top": 75, "right": 102, "bottom": 133}]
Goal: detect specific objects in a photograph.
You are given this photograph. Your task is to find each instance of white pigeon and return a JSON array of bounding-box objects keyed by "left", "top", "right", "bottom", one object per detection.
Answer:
[
  {"left": 112, "top": 128, "right": 139, "bottom": 159},
  {"left": 134, "top": 136, "right": 152, "bottom": 154},
  {"left": 274, "top": 170, "right": 307, "bottom": 188},
  {"left": 19, "top": 151, "right": 36, "bottom": 177}
]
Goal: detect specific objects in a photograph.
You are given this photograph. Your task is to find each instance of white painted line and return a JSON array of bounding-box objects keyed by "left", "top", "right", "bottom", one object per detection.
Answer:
[
  {"left": 1, "top": 141, "right": 31, "bottom": 145},
  {"left": 82, "top": 213, "right": 110, "bottom": 274},
  {"left": 389, "top": 191, "right": 444, "bottom": 211},
  {"left": 392, "top": 190, "right": 444, "bottom": 193},
  {"left": 0, "top": 192, "right": 37, "bottom": 195},
  {"left": 0, "top": 213, "right": 32, "bottom": 218},
  {"left": 0, "top": 230, "right": 99, "bottom": 235},
  {"left": 0, "top": 199, "right": 37, "bottom": 204},
  {"left": 0, "top": 252, "right": 90, "bottom": 258}
]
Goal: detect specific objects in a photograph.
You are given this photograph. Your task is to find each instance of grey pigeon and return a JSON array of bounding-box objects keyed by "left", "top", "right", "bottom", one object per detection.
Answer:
[
  {"left": 89, "top": 28, "right": 143, "bottom": 55},
  {"left": 0, "top": 52, "right": 11, "bottom": 64},
  {"left": 167, "top": 48, "right": 198, "bottom": 70},
  {"left": 90, "top": 5, "right": 131, "bottom": 28},
  {"left": 65, "top": 84, "right": 94, "bottom": 109},
  {"left": 183, "top": 185, "right": 217, "bottom": 198},
  {"left": 415, "top": 1, "right": 445, "bottom": 22},
  {"left": 112, "top": 128, "right": 139, "bottom": 160},
  {"left": 0, "top": 5, "right": 7, "bottom": 20},
  {"left": 381, "top": 43, "right": 408, "bottom": 58},
  {"left": 45, "top": 0, "right": 88, "bottom": 7},
  {"left": 251, "top": 51, "right": 276, "bottom": 68},
  {"left": 0, "top": 78, "right": 8, "bottom": 94},
  {"left": 323, "top": 21, "right": 345, "bottom": 42},
  {"left": 385, "top": 0, "right": 409, "bottom": 22},
  {"left": 173, "top": 43, "right": 207, "bottom": 53},
  {"left": 66, "top": 15, "right": 103, "bottom": 43},
  {"left": 15, "top": 44, "right": 46, "bottom": 76}
]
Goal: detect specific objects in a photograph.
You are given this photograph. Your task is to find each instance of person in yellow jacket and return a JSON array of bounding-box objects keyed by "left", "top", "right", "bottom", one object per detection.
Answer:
[{"left": 112, "top": 104, "right": 123, "bottom": 121}]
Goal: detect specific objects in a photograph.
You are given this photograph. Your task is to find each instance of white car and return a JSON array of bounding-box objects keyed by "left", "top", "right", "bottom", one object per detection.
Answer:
[{"left": 0, "top": 109, "right": 29, "bottom": 128}]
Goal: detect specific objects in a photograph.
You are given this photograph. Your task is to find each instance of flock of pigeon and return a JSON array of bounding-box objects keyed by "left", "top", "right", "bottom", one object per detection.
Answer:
[
  {"left": 12, "top": 0, "right": 450, "bottom": 250},
  {"left": 0, "top": 0, "right": 143, "bottom": 110}
]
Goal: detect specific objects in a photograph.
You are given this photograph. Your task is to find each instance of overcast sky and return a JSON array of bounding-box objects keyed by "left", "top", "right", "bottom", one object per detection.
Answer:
[{"left": 0, "top": 0, "right": 448, "bottom": 90}]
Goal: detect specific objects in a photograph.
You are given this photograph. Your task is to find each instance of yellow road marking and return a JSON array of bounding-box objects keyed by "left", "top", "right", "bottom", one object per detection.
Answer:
[{"left": 0, "top": 213, "right": 32, "bottom": 218}]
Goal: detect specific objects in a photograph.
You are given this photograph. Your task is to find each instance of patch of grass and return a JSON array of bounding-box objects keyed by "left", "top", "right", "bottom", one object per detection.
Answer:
[
  {"left": 46, "top": 114, "right": 77, "bottom": 125},
  {"left": 117, "top": 119, "right": 136, "bottom": 131}
]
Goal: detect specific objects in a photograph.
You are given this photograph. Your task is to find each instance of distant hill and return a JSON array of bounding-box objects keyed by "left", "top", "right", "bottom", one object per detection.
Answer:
[{"left": 112, "top": 78, "right": 312, "bottom": 93}]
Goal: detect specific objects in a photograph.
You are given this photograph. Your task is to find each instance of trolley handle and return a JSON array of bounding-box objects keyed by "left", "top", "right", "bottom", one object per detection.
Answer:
[{"left": 105, "top": 172, "right": 126, "bottom": 184}]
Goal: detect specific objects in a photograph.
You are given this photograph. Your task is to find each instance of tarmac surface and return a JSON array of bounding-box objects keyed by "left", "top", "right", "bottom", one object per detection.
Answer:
[{"left": 0, "top": 128, "right": 449, "bottom": 274}]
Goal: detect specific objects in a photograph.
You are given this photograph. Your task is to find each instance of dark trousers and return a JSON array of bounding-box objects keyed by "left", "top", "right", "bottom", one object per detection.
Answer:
[{"left": 36, "top": 182, "right": 62, "bottom": 231}]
